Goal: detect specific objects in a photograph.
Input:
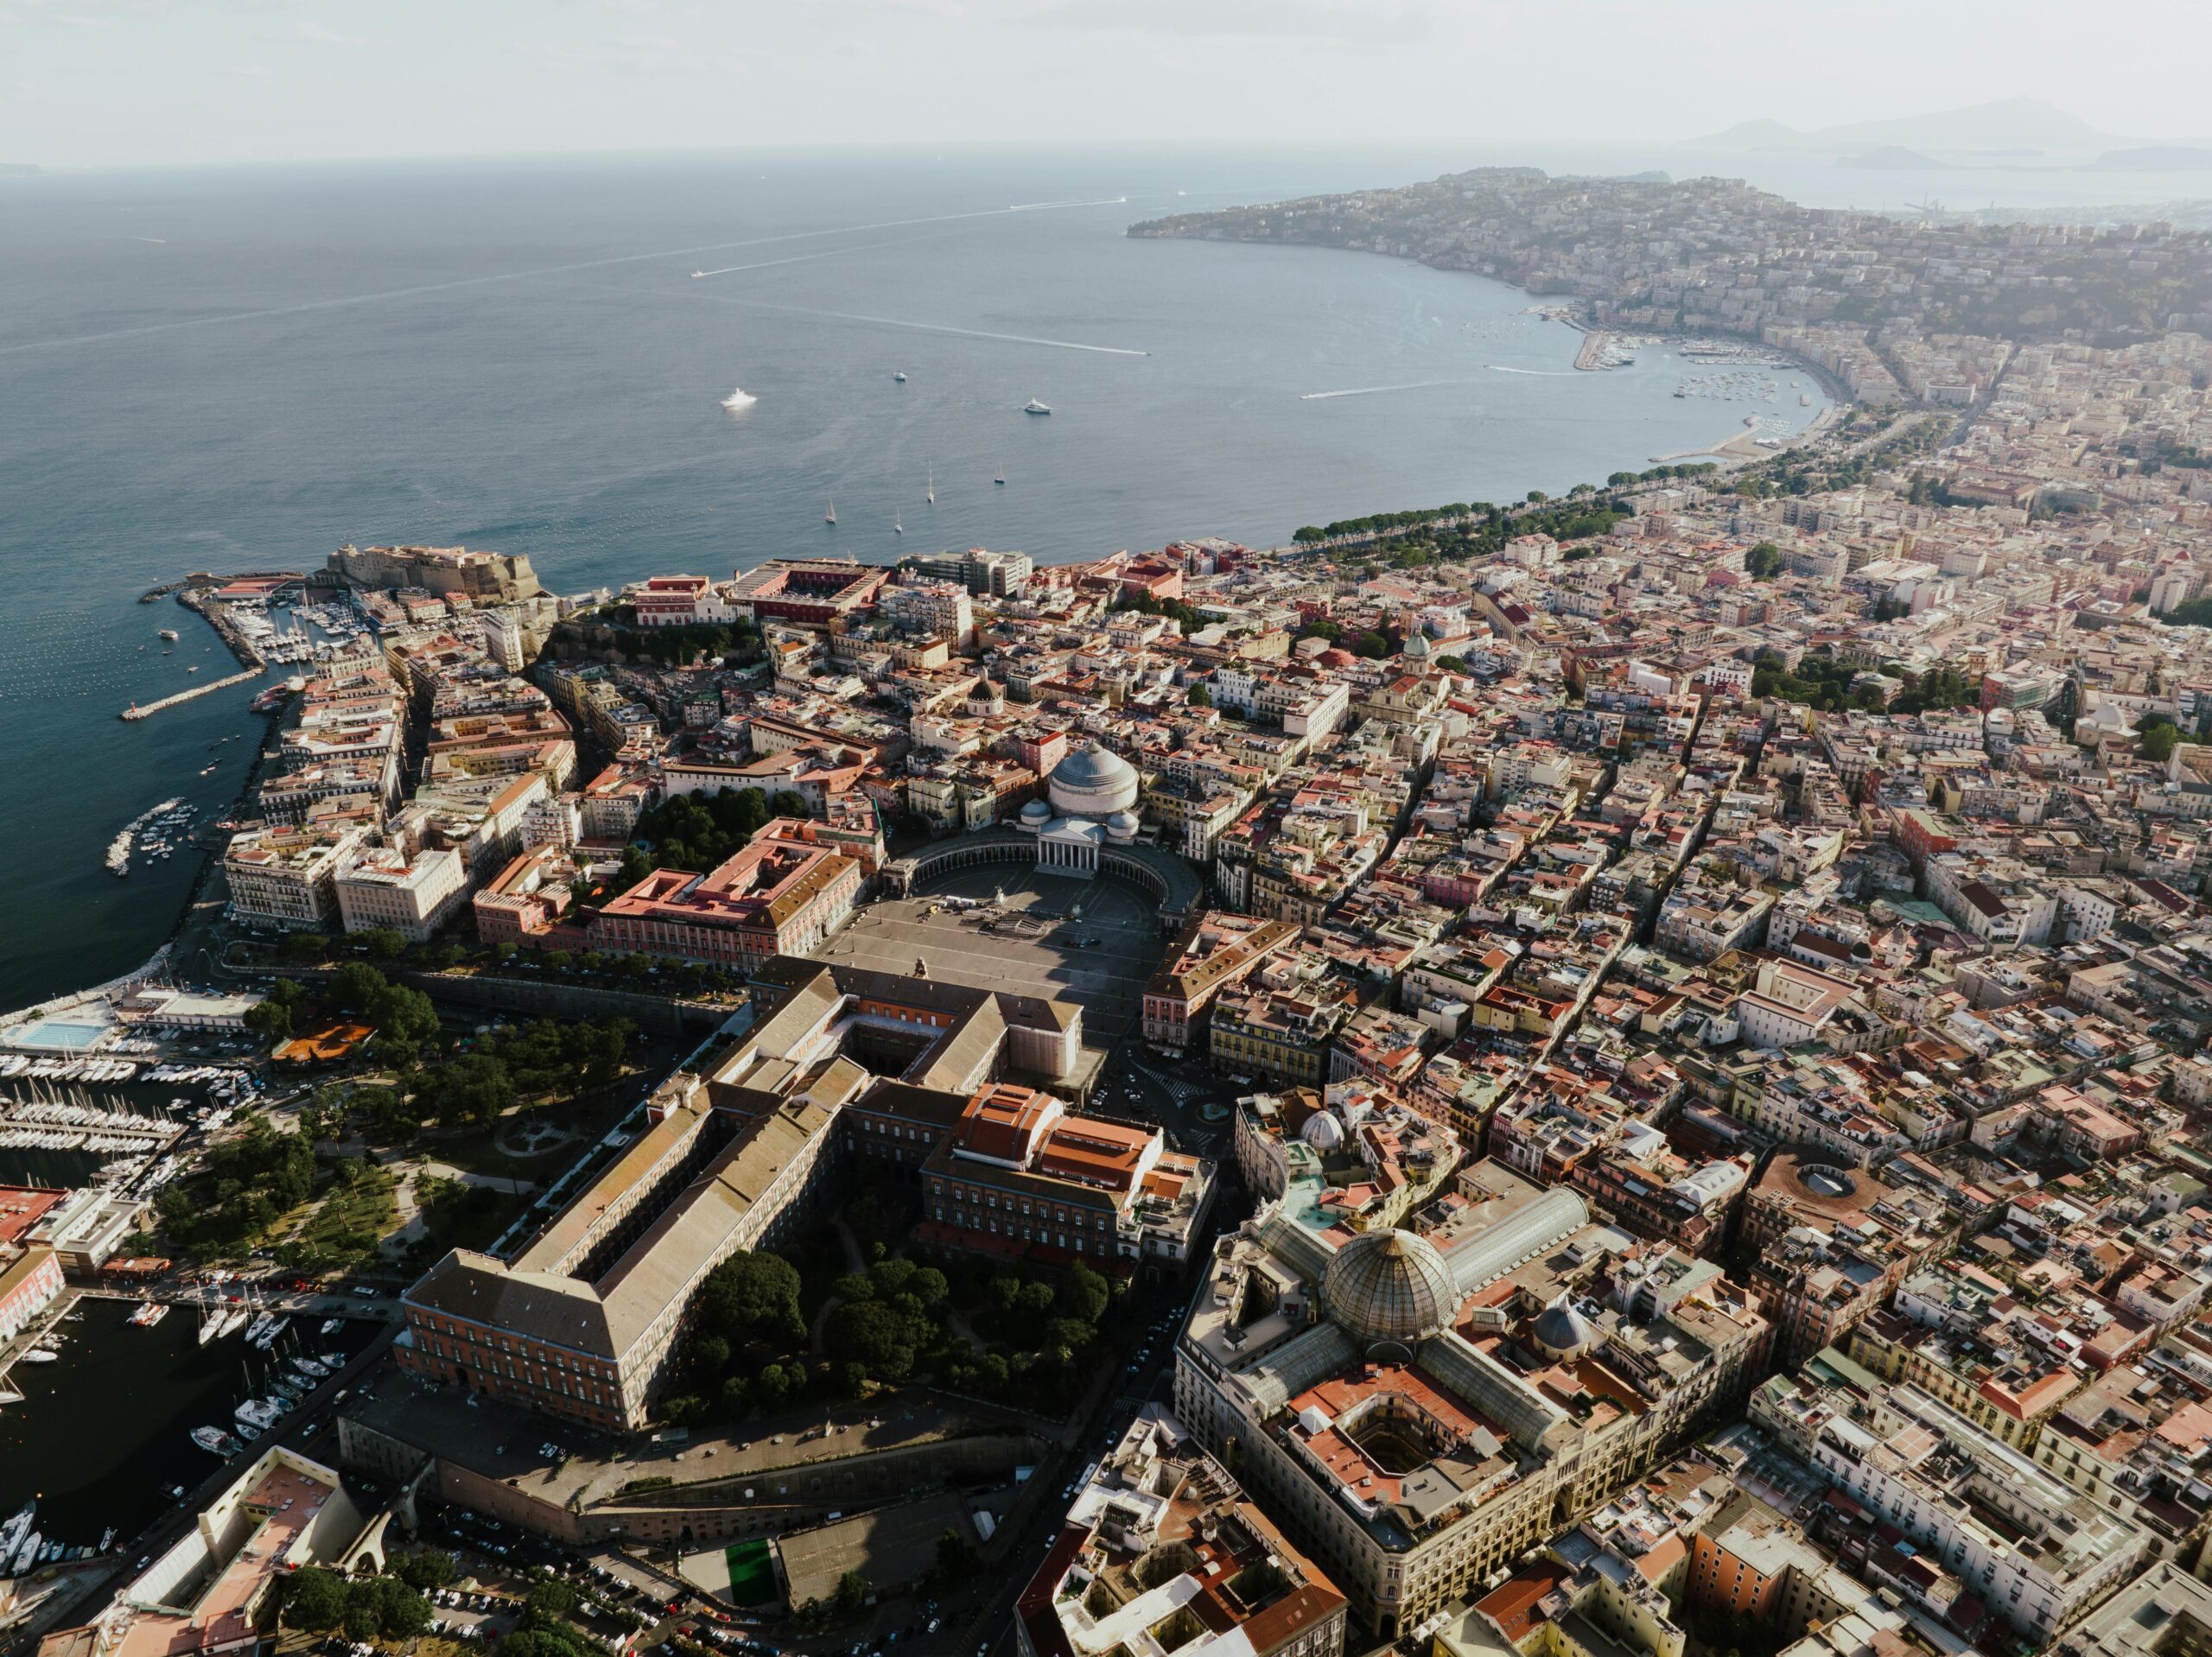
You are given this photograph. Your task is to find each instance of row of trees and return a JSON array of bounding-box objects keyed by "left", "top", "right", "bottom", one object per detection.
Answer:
[
  {"left": 281, "top": 1561, "right": 441, "bottom": 1641},
  {"left": 1288, "top": 466, "right": 1715, "bottom": 545}
]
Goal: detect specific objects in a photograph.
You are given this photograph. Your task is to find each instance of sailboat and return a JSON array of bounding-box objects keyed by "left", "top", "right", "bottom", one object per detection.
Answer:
[
  {"left": 824, "top": 498, "right": 836, "bottom": 525},
  {"left": 994, "top": 466, "right": 1006, "bottom": 486},
  {"left": 926, "top": 470, "right": 935, "bottom": 505},
  {"left": 893, "top": 512, "right": 904, "bottom": 535}
]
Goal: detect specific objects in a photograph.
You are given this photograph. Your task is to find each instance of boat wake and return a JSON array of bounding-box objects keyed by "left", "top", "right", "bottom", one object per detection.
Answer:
[
  {"left": 1489, "top": 365, "right": 1579, "bottom": 377},
  {"left": 720, "top": 387, "right": 759, "bottom": 411},
  {"left": 1300, "top": 378, "right": 1474, "bottom": 401},
  {"left": 700, "top": 297, "right": 1149, "bottom": 357},
  {"left": 1007, "top": 196, "right": 1129, "bottom": 212}
]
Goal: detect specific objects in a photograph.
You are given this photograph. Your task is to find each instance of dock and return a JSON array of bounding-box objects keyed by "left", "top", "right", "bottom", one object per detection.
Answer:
[
  {"left": 1573, "top": 329, "right": 1611, "bottom": 371},
  {"left": 0, "top": 1095, "right": 185, "bottom": 1155},
  {"left": 120, "top": 667, "right": 259, "bottom": 721}
]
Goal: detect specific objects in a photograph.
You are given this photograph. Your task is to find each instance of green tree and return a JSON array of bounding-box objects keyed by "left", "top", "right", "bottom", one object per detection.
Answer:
[
  {"left": 615, "top": 844, "right": 652, "bottom": 890},
  {"left": 244, "top": 997, "right": 296, "bottom": 1047},
  {"left": 834, "top": 1572, "right": 870, "bottom": 1617},
  {"left": 768, "top": 789, "right": 810, "bottom": 820},
  {"left": 331, "top": 961, "right": 387, "bottom": 1012},
  {"left": 1187, "top": 680, "right": 1212, "bottom": 708},
  {"left": 2141, "top": 715, "right": 2182, "bottom": 764},
  {"left": 696, "top": 1250, "right": 806, "bottom": 1345},
  {"left": 1352, "top": 630, "right": 1390, "bottom": 659},
  {"left": 365, "top": 981, "right": 440, "bottom": 1053},
  {"left": 365, "top": 1577, "right": 432, "bottom": 1639},
  {"left": 908, "top": 1266, "right": 949, "bottom": 1306},
  {"left": 1062, "top": 1260, "right": 1109, "bottom": 1324},
  {"left": 1046, "top": 1317, "right": 1097, "bottom": 1356},
  {"left": 283, "top": 1567, "right": 349, "bottom": 1630},
  {"left": 524, "top": 1578, "right": 577, "bottom": 1622},
  {"left": 1745, "top": 542, "right": 1784, "bottom": 580},
  {"left": 934, "top": 1528, "right": 980, "bottom": 1582},
  {"left": 359, "top": 928, "right": 409, "bottom": 961},
  {"left": 826, "top": 1299, "right": 914, "bottom": 1376},
  {"left": 433, "top": 1053, "right": 516, "bottom": 1128}
]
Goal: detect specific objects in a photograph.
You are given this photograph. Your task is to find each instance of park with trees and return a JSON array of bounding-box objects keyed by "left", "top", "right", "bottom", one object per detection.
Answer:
[{"left": 656, "top": 1215, "right": 1126, "bottom": 1428}]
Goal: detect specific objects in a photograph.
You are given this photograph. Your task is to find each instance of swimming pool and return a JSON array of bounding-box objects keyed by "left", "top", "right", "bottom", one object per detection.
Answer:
[{"left": 3, "top": 1019, "right": 110, "bottom": 1051}]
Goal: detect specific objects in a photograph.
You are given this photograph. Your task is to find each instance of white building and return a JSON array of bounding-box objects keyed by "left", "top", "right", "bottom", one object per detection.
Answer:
[
  {"left": 224, "top": 823, "right": 367, "bottom": 932},
  {"left": 1755, "top": 1377, "right": 2145, "bottom": 1643},
  {"left": 335, "top": 843, "right": 470, "bottom": 942}
]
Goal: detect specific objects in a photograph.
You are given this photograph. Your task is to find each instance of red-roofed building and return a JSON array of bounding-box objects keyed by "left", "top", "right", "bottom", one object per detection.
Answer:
[
  {"left": 591, "top": 838, "right": 860, "bottom": 966},
  {"left": 632, "top": 575, "right": 733, "bottom": 628},
  {"left": 917, "top": 1085, "right": 1217, "bottom": 1275},
  {"left": 0, "top": 1186, "right": 66, "bottom": 1246}
]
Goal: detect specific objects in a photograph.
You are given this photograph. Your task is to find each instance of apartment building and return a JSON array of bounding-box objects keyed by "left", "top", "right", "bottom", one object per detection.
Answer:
[{"left": 334, "top": 842, "right": 469, "bottom": 942}]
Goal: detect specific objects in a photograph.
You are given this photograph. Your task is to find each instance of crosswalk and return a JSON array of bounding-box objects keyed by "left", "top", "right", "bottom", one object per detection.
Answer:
[{"left": 1128, "top": 1059, "right": 1208, "bottom": 1106}]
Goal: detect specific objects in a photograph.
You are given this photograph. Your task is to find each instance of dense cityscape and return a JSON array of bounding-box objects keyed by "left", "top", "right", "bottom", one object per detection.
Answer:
[{"left": 11, "top": 153, "right": 2212, "bottom": 1657}]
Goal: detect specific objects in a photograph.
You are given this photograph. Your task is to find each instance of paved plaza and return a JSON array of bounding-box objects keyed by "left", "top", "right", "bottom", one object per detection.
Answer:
[{"left": 812, "top": 865, "right": 1166, "bottom": 1048}]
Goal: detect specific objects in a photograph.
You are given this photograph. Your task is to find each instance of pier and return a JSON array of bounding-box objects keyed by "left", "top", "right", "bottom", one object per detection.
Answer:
[
  {"left": 1573, "top": 329, "right": 1611, "bottom": 371},
  {"left": 119, "top": 668, "right": 259, "bottom": 721}
]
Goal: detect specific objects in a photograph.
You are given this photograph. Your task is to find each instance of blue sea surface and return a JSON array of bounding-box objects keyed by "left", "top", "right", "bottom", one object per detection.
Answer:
[{"left": 0, "top": 146, "right": 1830, "bottom": 1008}]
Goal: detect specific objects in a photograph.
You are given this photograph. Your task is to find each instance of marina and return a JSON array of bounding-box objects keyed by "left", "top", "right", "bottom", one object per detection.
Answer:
[
  {"left": 0, "top": 1295, "right": 375, "bottom": 1557},
  {"left": 0, "top": 1093, "right": 187, "bottom": 1158}
]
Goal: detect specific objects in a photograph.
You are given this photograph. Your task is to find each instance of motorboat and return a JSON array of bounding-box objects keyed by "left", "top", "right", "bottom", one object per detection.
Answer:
[{"left": 1023, "top": 398, "right": 1051, "bottom": 415}]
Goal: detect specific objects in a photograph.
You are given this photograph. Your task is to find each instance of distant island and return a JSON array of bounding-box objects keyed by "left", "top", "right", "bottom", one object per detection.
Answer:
[
  {"left": 0, "top": 163, "right": 40, "bottom": 179},
  {"left": 2092, "top": 146, "right": 2212, "bottom": 171},
  {"left": 1837, "top": 146, "right": 1949, "bottom": 171}
]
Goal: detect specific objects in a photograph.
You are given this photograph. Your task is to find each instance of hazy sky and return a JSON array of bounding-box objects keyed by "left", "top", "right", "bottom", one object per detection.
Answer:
[{"left": 3, "top": 0, "right": 2207, "bottom": 171}]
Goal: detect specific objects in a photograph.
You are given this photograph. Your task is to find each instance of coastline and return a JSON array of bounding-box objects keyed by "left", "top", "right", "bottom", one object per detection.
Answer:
[
  {"left": 0, "top": 587, "right": 289, "bottom": 1035},
  {"left": 1131, "top": 225, "right": 1859, "bottom": 426},
  {"left": 6, "top": 244, "right": 1857, "bottom": 1027}
]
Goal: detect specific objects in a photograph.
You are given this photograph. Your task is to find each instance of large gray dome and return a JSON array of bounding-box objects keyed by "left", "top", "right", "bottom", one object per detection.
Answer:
[
  {"left": 1323, "top": 1228, "right": 1457, "bottom": 1348},
  {"left": 1048, "top": 740, "right": 1140, "bottom": 818}
]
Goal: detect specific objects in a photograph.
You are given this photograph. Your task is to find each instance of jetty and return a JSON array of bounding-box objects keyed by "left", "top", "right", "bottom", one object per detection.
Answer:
[
  {"left": 120, "top": 668, "right": 258, "bottom": 721},
  {"left": 1573, "top": 329, "right": 1610, "bottom": 371}
]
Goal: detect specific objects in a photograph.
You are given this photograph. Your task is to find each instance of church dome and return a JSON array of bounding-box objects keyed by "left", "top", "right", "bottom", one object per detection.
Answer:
[
  {"left": 1323, "top": 1228, "right": 1457, "bottom": 1348},
  {"left": 1048, "top": 740, "right": 1140, "bottom": 819},
  {"left": 1106, "top": 810, "right": 1140, "bottom": 842},
  {"left": 1300, "top": 1111, "right": 1345, "bottom": 1151},
  {"left": 1531, "top": 1292, "right": 1599, "bottom": 1360}
]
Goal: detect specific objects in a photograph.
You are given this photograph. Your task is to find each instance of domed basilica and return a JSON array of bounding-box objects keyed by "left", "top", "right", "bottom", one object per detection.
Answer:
[{"left": 1019, "top": 740, "right": 1141, "bottom": 877}]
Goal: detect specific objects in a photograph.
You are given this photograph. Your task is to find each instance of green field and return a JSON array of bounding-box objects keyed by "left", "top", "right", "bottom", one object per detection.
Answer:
[{"left": 724, "top": 1539, "right": 777, "bottom": 1607}]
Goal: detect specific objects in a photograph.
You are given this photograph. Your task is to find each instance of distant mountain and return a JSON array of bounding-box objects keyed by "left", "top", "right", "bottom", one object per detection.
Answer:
[
  {"left": 0, "top": 163, "right": 39, "bottom": 179},
  {"left": 1689, "top": 98, "right": 2126, "bottom": 158},
  {"left": 1837, "top": 146, "right": 1950, "bottom": 171},
  {"left": 2092, "top": 146, "right": 2212, "bottom": 171},
  {"left": 1697, "top": 118, "right": 1801, "bottom": 152}
]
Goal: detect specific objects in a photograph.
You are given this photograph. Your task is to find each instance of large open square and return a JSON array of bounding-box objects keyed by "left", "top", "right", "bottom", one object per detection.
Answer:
[{"left": 813, "top": 865, "right": 1166, "bottom": 1051}]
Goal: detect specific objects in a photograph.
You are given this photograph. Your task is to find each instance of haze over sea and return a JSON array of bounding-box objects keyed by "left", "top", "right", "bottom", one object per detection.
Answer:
[{"left": 5, "top": 141, "right": 1980, "bottom": 1011}]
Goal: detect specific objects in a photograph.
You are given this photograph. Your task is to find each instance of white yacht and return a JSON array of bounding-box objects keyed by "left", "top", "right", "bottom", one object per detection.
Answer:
[{"left": 1023, "top": 398, "right": 1051, "bottom": 415}]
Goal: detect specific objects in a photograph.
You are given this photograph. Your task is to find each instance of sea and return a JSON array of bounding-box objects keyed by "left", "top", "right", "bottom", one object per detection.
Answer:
[{"left": 9, "top": 139, "right": 2179, "bottom": 1013}]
